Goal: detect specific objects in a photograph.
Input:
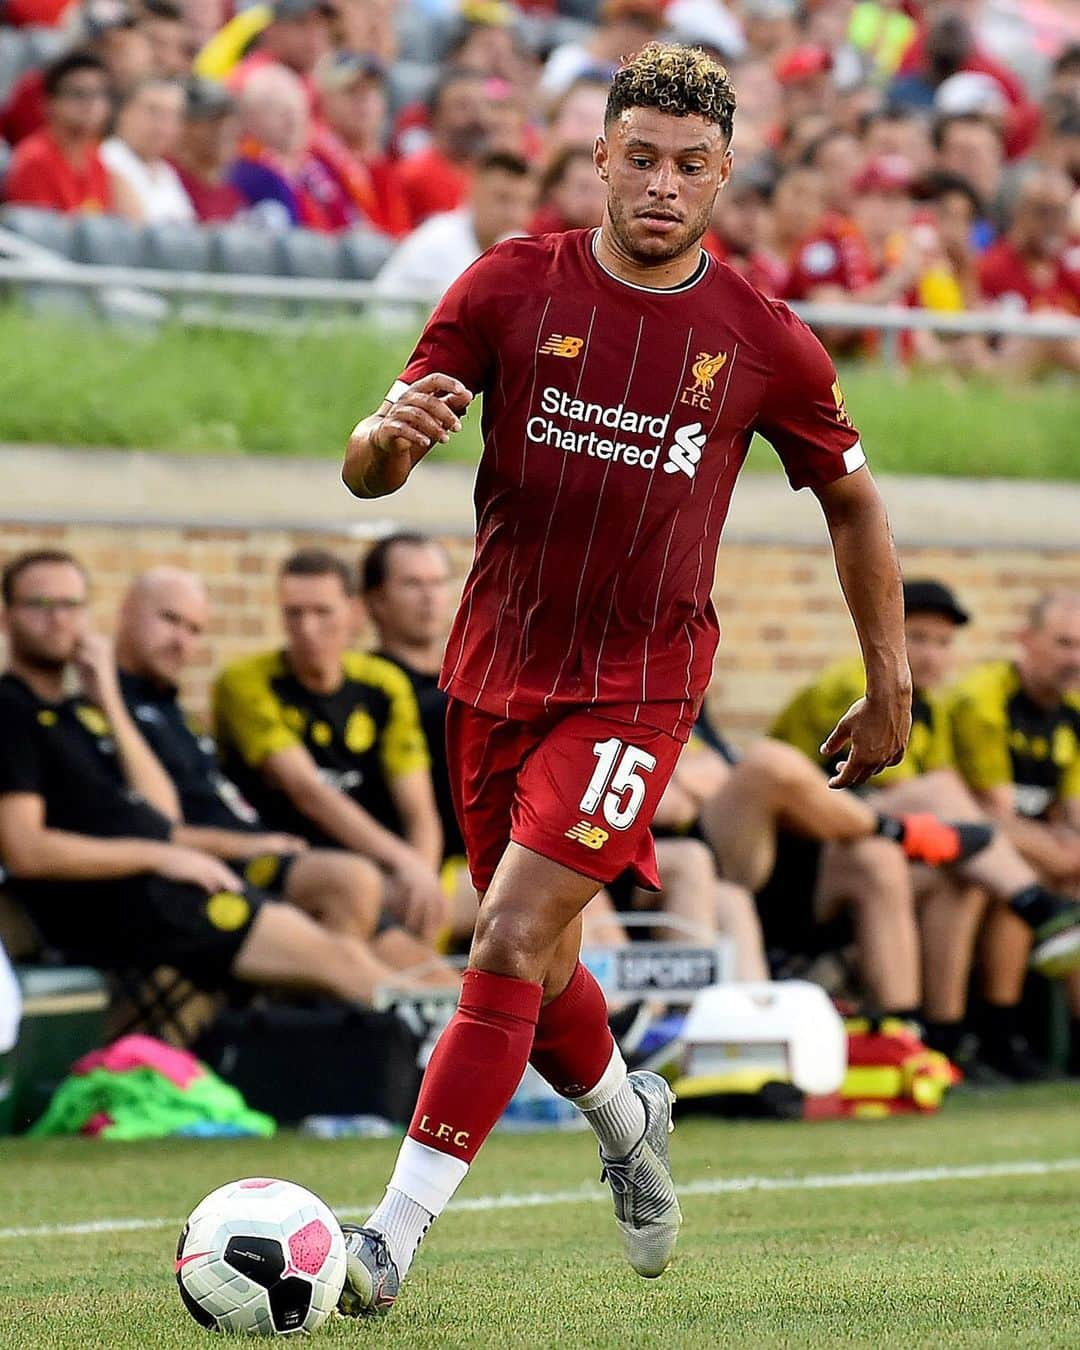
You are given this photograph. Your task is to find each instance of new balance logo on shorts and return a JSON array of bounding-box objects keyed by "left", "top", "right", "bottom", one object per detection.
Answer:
[{"left": 565, "top": 821, "right": 609, "bottom": 850}]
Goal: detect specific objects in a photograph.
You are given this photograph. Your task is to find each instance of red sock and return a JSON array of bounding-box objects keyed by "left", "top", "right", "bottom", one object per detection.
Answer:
[
  {"left": 530, "top": 961, "right": 615, "bottom": 1098},
  {"left": 406, "top": 968, "right": 542, "bottom": 1165}
]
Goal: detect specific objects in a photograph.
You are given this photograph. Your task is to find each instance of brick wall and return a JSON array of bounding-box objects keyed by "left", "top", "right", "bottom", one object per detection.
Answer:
[{"left": 1, "top": 520, "right": 1077, "bottom": 741}]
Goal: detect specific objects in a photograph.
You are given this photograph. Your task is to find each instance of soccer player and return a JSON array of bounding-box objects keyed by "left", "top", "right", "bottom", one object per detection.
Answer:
[{"left": 336, "top": 44, "right": 913, "bottom": 1314}]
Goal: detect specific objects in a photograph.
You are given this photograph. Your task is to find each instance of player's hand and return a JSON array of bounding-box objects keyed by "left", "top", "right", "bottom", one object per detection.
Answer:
[
  {"left": 73, "top": 632, "right": 121, "bottom": 709},
  {"left": 821, "top": 692, "right": 912, "bottom": 789},
  {"left": 391, "top": 854, "right": 449, "bottom": 940},
  {"left": 374, "top": 373, "right": 473, "bottom": 460},
  {"left": 248, "top": 833, "right": 310, "bottom": 857},
  {"left": 152, "top": 844, "right": 245, "bottom": 894}
]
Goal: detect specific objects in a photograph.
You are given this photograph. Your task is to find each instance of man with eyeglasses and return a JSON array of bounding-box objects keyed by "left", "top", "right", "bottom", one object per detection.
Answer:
[
  {"left": 4, "top": 51, "right": 116, "bottom": 214},
  {"left": 0, "top": 549, "right": 437, "bottom": 1004}
]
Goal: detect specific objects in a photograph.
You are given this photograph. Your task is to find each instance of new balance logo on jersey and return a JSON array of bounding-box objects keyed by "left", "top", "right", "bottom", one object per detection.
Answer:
[
  {"left": 540, "top": 333, "right": 584, "bottom": 358},
  {"left": 565, "top": 821, "right": 609, "bottom": 850},
  {"left": 663, "top": 422, "right": 706, "bottom": 478}
]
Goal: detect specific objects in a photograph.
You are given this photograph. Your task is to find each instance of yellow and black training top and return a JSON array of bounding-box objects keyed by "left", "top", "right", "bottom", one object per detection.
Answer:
[
  {"left": 213, "top": 649, "right": 430, "bottom": 847},
  {"left": 770, "top": 655, "right": 954, "bottom": 788},
  {"left": 949, "top": 660, "right": 1080, "bottom": 819}
]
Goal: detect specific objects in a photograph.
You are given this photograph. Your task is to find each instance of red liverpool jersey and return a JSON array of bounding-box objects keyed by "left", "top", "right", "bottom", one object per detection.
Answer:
[{"left": 392, "top": 229, "right": 865, "bottom": 740}]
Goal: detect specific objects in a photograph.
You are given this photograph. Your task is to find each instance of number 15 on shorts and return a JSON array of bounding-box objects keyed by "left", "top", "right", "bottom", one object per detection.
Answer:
[{"left": 579, "top": 737, "right": 657, "bottom": 831}]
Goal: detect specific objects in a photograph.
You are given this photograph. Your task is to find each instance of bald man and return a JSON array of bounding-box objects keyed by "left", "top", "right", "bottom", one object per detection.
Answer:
[{"left": 115, "top": 567, "right": 455, "bottom": 986}]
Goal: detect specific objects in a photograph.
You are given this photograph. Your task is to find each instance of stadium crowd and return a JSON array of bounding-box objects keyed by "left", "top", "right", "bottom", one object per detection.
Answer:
[
  {"left": 1, "top": 0, "right": 1079, "bottom": 368},
  {"left": 0, "top": 540, "right": 1077, "bottom": 1087}
]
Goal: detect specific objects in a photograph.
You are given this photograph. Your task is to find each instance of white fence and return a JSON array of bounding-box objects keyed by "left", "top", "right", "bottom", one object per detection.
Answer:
[{"left": 2, "top": 244, "right": 1079, "bottom": 351}]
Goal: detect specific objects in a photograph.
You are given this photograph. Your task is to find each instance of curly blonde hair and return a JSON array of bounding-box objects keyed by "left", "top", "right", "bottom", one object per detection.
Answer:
[{"left": 605, "top": 42, "right": 736, "bottom": 140}]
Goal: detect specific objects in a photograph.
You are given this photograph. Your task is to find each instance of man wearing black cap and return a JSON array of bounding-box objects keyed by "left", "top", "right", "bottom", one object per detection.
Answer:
[
  {"left": 773, "top": 579, "right": 1080, "bottom": 1074},
  {"left": 170, "top": 78, "right": 245, "bottom": 222}
]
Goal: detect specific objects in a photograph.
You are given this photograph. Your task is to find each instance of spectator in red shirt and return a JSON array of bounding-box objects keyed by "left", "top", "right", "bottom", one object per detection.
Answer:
[
  {"left": 169, "top": 78, "right": 246, "bottom": 223},
  {"left": 889, "top": 9, "right": 1040, "bottom": 159},
  {"left": 397, "top": 71, "right": 490, "bottom": 225},
  {"left": 804, "top": 125, "right": 865, "bottom": 217},
  {"left": 527, "top": 145, "right": 605, "bottom": 234},
  {"left": 979, "top": 168, "right": 1080, "bottom": 374},
  {"left": 704, "top": 168, "right": 789, "bottom": 297},
  {"left": 861, "top": 106, "right": 934, "bottom": 179},
  {"left": 3, "top": 50, "right": 115, "bottom": 213},
  {"left": 302, "top": 50, "right": 411, "bottom": 237},
  {"left": 1, "top": 0, "right": 153, "bottom": 147}
]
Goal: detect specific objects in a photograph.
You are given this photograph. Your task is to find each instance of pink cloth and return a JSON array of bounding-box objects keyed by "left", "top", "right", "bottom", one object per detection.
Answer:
[{"left": 73, "top": 1034, "right": 203, "bottom": 1090}]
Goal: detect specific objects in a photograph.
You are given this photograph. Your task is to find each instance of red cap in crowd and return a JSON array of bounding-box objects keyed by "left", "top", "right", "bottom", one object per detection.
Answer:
[
  {"left": 852, "top": 155, "right": 915, "bottom": 195},
  {"left": 774, "top": 44, "right": 832, "bottom": 86}
]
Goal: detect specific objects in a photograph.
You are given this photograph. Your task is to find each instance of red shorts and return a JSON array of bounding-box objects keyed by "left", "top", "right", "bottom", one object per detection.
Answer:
[{"left": 445, "top": 699, "right": 684, "bottom": 895}]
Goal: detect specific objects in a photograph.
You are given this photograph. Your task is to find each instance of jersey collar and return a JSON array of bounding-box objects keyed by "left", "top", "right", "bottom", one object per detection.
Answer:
[{"left": 589, "top": 229, "right": 712, "bottom": 295}]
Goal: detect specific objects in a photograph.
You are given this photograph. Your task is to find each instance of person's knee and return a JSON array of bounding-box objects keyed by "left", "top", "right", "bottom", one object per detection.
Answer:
[
  {"left": 738, "top": 739, "right": 816, "bottom": 798},
  {"left": 294, "top": 852, "right": 383, "bottom": 929},
  {"left": 471, "top": 896, "right": 557, "bottom": 981},
  {"left": 659, "top": 837, "right": 714, "bottom": 886},
  {"left": 844, "top": 837, "right": 912, "bottom": 910}
]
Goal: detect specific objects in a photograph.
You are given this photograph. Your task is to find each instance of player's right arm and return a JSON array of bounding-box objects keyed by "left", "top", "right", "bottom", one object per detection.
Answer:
[
  {"left": 343, "top": 373, "right": 473, "bottom": 499},
  {"left": 343, "top": 248, "right": 502, "bottom": 497}
]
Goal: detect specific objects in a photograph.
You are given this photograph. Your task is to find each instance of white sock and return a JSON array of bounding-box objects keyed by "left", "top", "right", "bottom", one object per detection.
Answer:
[
  {"left": 365, "top": 1136, "right": 469, "bottom": 1278},
  {"left": 570, "top": 1046, "right": 646, "bottom": 1159}
]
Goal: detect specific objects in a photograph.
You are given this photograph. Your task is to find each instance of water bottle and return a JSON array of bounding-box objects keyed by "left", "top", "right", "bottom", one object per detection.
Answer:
[{"left": 298, "top": 1114, "right": 402, "bottom": 1140}]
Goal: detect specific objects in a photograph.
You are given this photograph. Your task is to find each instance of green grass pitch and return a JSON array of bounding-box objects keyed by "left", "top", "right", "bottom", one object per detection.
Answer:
[{"left": 2, "top": 1084, "right": 1077, "bottom": 1348}]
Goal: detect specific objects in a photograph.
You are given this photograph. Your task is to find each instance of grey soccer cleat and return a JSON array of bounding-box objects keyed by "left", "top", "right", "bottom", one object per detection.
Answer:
[
  {"left": 598, "top": 1070, "right": 682, "bottom": 1279},
  {"left": 337, "top": 1224, "right": 400, "bottom": 1317}
]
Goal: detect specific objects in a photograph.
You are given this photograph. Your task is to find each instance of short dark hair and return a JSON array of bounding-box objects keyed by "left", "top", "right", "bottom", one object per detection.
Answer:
[
  {"left": 428, "top": 68, "right": 484, "bottom": 118},
  {"left": 1052, "top": 41, "right": 1080, "bottom": 76},
  {"left": 477, "top": 149, "right": 530, "bottom": 178},
  {"left": 605, "top": 42, "right": 736, "bottom": 142},
  {"left": 360, "top": 533, "right": 445, "bottom": 594},
  {"left": 915, "top": 169, "right": 984, "bottom": 218},
  {"left": 931, "top": 111, "right": 1004, "bottom": 152},
  {"left": 280, "top": 548, "right": 356, "bottom": 595},
  {"left": 1, "top": 550, "right": 87, "bottom": 606},
  {"left": 143, "top": 0, "right": 184, "bottom": 20},
  {"left": 43, "top": 50, "right": 109, "bottom": 99},
  {"left": 540, "top": 144, "right": 594, "bottom": 198}
]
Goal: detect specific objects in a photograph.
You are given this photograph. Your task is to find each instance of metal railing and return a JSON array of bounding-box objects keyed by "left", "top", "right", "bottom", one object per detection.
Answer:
[{"left": 2, "top": 246, "right": 1080, "bottom": 344}]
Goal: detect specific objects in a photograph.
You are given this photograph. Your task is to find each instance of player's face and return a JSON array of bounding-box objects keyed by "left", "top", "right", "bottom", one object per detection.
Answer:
[
  {"left": 1021, "top": 602, "right": 1080, "bottom": 698},
  {"left": 280, "top": 573, "right": 356, "bottom": 672},
  {"left": 126, "top": 578, "right": 208, "bottom": 687},
  {"left": 367, "top": 544, "right": 452, "bottom": 648},
  {"left": 2, "top": 562, "right": 89, "bottom": 671},
  {"left": 904, "top": 612, "right": 959, "bottom": 692},
  {"left": 596, "top": 108, "right": 733, "bottom": 264}
]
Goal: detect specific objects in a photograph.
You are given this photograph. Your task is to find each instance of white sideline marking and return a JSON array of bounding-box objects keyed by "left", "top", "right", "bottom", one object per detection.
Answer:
[{"left": 1, "top": 1157, "right": 1077, "bottom": 1243}]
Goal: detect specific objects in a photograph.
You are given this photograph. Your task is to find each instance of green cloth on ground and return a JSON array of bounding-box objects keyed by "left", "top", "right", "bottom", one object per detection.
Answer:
[{"left": 29, "top": 1064, "right": 275, "bottom": 1140}]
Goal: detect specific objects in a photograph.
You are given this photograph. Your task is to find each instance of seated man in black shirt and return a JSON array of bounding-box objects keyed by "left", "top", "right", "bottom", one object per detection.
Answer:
[
  {"left": 359, "top": 533, "right": 463, "bottom": 863},
  {"left": 0, "top": 549, "right": 438, "bottom": 1002}
]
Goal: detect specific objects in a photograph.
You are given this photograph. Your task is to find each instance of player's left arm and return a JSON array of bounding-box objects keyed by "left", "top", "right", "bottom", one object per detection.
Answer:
[
  {"left": 755, "top": 305, "right": 910, "bottom": 789},
  {"left": 814, "top": 468, "right": 912, "bottom": 788}
]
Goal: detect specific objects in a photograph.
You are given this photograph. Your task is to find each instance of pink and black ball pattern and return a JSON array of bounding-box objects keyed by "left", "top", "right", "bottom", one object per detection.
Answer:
[{"left": 175, "top": 1178, "right": 347, "bottom": 1336}]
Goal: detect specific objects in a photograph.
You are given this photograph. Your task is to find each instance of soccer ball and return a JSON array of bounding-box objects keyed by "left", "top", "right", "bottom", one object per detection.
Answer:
[{"left": 175, "top": 1177, "right": 347, "bottom": 1336}]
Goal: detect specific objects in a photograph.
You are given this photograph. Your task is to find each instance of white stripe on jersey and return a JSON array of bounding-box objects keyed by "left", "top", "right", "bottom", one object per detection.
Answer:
[
  {"left": 631, "top": 326, "right": 696, "bottom": 707},
  {"left": 542, "top": 312, "right": 645, "bottom": 710},
  {"left": 469, "top": 295, "right": 554, "bottom": 704},
  {"left": 681, "top": 342, "right": 740, "bottom": 703},
  {"left": 516, "top": 306, "right": 598, "bottom": 689}
]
